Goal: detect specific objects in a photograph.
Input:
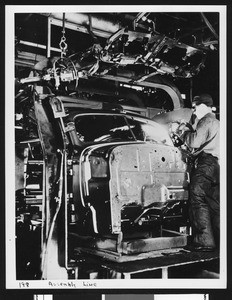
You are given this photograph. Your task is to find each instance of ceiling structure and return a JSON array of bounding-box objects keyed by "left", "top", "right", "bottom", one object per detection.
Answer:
[{"left": 15, "top": 11, "right": 219, "bottom": 111}]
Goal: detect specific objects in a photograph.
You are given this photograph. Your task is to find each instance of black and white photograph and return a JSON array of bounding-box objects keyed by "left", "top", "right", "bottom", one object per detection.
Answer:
[{"left": 5, "top": 5, "right": 227, "bottom": 289}]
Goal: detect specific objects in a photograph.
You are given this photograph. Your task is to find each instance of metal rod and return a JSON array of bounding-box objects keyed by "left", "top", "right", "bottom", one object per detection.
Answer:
[
  {"left": 50, "top": 17, "right": 112, "bottom": 39},
  {"left": 47, "top": 17, "right": 51, "bottom": 57},
  {"left": 200, "top": 12, "right": 219, "bottom": 40},
  {"left": 62, "top": 13, "right": 65, "bottom": 34},
  {"left": 20, "top": 40, "right": 61, "bottom": 53}
]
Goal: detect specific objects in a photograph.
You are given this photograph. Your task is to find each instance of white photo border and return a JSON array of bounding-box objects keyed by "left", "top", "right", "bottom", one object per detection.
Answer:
[{"left": 5, "top": 4, "right": 227, "bottom": 289}]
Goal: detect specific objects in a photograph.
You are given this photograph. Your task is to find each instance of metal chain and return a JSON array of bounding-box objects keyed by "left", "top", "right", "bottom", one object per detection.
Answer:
[{"left": 59, "top": 13, "right": 68, "bottom": 58}]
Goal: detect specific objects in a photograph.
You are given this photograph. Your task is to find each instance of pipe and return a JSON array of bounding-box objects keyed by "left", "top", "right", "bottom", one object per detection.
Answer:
[
  {"left": 200, "top": 13, "right": 219, "bottom": 40},
  {"left": 96, "top": 73, "right": 183, "bottom": 109},
  {"left": 40, "top": 13, "right": 121, "bottom": 39}
]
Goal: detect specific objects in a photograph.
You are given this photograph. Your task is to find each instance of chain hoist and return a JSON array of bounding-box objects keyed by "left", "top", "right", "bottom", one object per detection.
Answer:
[{"left": 59, "top": 13, "right": 68, "bottom": 59}]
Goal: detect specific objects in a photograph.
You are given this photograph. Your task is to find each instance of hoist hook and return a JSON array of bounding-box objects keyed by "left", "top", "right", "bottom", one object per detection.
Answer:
[{"left": 59, "top": 13, "right": 68, "bottom": 58}]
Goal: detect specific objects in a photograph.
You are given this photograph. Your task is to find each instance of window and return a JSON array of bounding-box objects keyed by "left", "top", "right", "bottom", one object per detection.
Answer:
[
  {"left": 74, "top": 113, "right": 173, "bottom": 146},
  {"left": 74, "top": 114, "right": 135, "bottom": 143}
]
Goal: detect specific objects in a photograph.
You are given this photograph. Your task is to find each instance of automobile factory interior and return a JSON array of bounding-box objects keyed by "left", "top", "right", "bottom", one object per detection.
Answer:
[{"left": 13, "top": 10, "right": 222, "bottom": 281}]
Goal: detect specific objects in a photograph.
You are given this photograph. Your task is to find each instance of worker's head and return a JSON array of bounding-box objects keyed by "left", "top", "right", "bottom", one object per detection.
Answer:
[{"left": 192, "top": 94, "right": 214, "bottom": 119}]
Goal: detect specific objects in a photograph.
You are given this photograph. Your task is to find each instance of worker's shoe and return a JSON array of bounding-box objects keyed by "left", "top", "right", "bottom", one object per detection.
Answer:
[{"left": 183, "top": 243, "right": 215, "bottom": 252}]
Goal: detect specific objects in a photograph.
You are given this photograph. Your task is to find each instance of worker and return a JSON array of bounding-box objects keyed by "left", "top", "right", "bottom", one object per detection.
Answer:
[{"left": 173, "top": 94, "right": 220, "bottom": 251}]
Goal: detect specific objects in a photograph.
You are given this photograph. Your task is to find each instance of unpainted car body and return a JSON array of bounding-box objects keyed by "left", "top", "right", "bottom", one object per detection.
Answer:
[{"left": 64, "top": 108, "right": 189, "bottom": 238}]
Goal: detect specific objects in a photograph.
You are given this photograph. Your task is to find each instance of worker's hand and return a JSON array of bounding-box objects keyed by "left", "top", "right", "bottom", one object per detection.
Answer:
[
  {"left": 171, "top": 120, "right": 192, "bottom": 134},
  {"left": 169, "top": 121, "right": 181, "bottom": 133},
  {"left": 178, "top": 122, "right": 188, "bottom": 132}
]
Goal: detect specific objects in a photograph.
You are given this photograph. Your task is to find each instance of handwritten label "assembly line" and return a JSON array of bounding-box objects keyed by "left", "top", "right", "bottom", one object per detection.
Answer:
[
  {"left": 18, "top": 280, "right": 98, "bottom": 288},
  {"left": 48, "top": 281, "right": 97, "bottom": 288}
]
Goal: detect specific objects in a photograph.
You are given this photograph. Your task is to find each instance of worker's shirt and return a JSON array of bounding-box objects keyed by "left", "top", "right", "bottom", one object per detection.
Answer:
[{"left": 183, "top": 112, "right": 220, "bottom": 159}]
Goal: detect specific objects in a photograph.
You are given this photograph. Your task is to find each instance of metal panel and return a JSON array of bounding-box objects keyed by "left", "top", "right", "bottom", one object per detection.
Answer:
[{"left": 109, "top": 144, "right": 188, "bottom": 233}]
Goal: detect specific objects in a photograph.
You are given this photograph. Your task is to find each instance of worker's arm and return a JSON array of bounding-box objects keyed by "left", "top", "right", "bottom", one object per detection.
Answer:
[{"left": 182, "top": 117, "right": 210, "bottom": 149}]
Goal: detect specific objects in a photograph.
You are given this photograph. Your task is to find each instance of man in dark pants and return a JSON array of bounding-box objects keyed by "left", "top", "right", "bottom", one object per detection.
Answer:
[{"left": 176, "top": 94, "right": 220, "bottom": 251}]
